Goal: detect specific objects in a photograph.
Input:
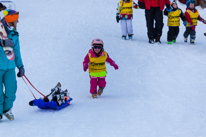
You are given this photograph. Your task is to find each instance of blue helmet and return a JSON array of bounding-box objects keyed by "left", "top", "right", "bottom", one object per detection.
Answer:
[{"left": 186, "top": 0, "right": 196, "bottom": 8}]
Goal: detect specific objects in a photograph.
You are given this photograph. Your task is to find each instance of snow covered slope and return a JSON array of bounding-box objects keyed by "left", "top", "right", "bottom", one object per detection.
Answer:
[{"left": 0, "top": 0, "right": 206, "bottom": 137}]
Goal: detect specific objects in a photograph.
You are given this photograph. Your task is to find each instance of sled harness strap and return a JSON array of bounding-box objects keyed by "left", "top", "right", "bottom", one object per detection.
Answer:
[{"left": 22, "top": 74, "right": 47, "bottom": 99}]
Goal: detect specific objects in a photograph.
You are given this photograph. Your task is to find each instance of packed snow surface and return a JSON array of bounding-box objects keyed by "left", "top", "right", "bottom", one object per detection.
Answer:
[{"left": 0, "top": 0, "right": 206, "bottom": 137}]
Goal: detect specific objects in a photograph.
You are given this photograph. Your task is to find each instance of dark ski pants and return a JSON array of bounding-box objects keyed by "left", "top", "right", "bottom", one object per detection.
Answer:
[
  {"left": 167, "top": 26, "right": 179, "bottom": 42},
  {"left": 145, "top": 6, "right": 164, "bottom": 39},
  {"left": 183, "top": 27, "right": 196, "bottom": 40}
]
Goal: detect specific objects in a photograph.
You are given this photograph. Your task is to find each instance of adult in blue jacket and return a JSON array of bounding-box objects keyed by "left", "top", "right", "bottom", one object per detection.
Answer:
[{"left": 0, "top": 9, "right": 25, "bottom": 121}]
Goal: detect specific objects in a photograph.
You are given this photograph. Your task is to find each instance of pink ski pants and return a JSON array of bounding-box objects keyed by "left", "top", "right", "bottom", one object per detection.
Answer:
[{"left": 90, "top": 77, "right": 106, "bottom": 94}]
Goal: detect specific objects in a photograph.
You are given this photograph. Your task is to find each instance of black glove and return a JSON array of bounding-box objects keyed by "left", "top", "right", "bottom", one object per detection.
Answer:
[
  {"left": 0, "top": 39, "right": 14, "bottom": 48},
  {"left": 166, "top": 4, "right": 171, "bottom": 10},
  {"left": 116, "top": 16, "right": 120, "bottom": 23},
  {"left": 17, "top": 66, "right": 25, "bottom": 77},
  {"left": 138, "top": 1, "right": 145, "bottom": 9}
]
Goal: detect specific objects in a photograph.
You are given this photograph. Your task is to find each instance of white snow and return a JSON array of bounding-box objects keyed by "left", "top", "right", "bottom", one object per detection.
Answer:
[{"left": 0, "top": 0, "right": 206, "bottom": 137}]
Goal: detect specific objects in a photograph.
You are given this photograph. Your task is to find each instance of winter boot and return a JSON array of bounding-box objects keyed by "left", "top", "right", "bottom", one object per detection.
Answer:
[
  {"left": 149, "top": 38, "right": 155, "bottom": 44},
  {"left": 184, "top": 37, "right": 187, "bottom": 42},
  {"left": 155, "top": 36, "right": 161, "bottom": 44},
  {"left": 172, "top": 39, "right": 176, "bottom": 43},
  {"left": 3, "top": 109, "right": 14, "bottom": 121},
  {"left": 122, "top": 36, "right": 126, "bottom": 40},
  {"left": 98, "top": 87, "right": 104, "bottom": 96},
  {"left": 92, "top": 92, "right": 97, "bottom": 98},
  {"left": 128, "top": 34, "right": 133, "bottom": 40},
  {"left": 0, "top": 114, "right": 2, "bottom": 120},
  {"left": 190, "top": 39, "right": 195, "bottom": 45},
  {"left": 168, "top": 41, "right": 172, "bottom": 45}
]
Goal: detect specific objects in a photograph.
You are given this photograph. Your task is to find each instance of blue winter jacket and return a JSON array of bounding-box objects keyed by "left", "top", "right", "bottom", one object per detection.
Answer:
[{"left": 0, "top": 18, "right": 23, "bottom": 70}]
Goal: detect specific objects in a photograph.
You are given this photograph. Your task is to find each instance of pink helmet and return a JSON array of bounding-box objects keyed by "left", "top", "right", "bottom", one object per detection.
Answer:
[{"left": 91, "top": 38, "right": 104, "bottom": 47}]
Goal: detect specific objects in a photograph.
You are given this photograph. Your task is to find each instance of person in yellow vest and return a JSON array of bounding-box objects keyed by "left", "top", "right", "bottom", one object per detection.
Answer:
[
  {"left": 116, "top": 0, "right": 139, "bottom": 40},
  {"left": 83, "top": 39, "right": 119, "bottom": 98},
  {"left": 184, "top": 0, "right": 206, "bottom": 44},
  {"left": 164, "top": 1, "right": 186, "bottom": 44}
]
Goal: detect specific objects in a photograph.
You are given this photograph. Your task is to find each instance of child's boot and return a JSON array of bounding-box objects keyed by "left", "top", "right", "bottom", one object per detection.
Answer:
[
  {"left": 3, "top": 109, "right": 14, "bottom": 121},
  {"left": 92, "top": 92, "right": 97, "bottom": 98},
  {"left": 122, "top": 36, "right": 126, "bottom": 40},
  {"left": 190, "top": 39, "right": 195, "bottom": 45},
  {"left": 184, "top": 37, "right": 187, "bottom": 42},
  {"left": 128, "top": 34, "right": 133, "bottom": 40},
  {"left": 190, "top": 36, "right": 195, "bottom": 45},
  {"left": 98, "top": 87, "right": 105, "bottom": 96},
  {"left": 172, "top": 39, "right": 176, "bottom": 43},
  {"left": 168, "top": 41, "right": 172, "bottom": 45},
  {"left": 0, "top": 114, "right": 2, "bottom": 120}
]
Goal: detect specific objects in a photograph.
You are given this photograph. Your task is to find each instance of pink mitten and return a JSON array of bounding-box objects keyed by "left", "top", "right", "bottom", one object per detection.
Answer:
[
  {"left": 111, "top": 62, "right": 119, "bottom": 70},
  {"left": 83, "top": 63, "right": 88, "bottom": 72}
]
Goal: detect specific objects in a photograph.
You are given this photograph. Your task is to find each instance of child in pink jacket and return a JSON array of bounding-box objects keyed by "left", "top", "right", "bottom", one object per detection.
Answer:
[{"left": 83, "top": 39, "right": 118, "bottom": 98}]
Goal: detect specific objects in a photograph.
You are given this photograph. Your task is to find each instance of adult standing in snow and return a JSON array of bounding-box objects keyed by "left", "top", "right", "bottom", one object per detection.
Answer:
[
  {"left": 138, "top": 0, "right": 171, "bottom": 44},
  {"left": 0, "top": 9, "right": 25, "bottom": 121}
]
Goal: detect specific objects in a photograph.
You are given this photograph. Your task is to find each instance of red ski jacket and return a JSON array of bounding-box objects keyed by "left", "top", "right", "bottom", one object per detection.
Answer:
[{"left": 138, "top": 0, "right": 170, "bottom": 11}]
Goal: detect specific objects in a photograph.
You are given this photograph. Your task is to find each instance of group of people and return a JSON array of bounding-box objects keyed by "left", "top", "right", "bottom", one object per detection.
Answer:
[
  {"left": 0, "top": 0, "right": 206, "bottom": 121},
  {"left": 116, "top": 0, "right": 206, "bottom": 45}
]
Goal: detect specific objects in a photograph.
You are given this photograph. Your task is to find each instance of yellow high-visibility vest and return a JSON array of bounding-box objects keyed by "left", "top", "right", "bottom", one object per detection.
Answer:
[
  {"left": 119, "top": 0, "right": 133, "bottom": 14},
  {"left": 186, "top": 10, "right": 199, "bottom": 27},
  {"left": 168, "top": 9, "right": 181, "bottom": 26},
  {"left": 89, "top": 51, "right": 107, "bottom": 73}
]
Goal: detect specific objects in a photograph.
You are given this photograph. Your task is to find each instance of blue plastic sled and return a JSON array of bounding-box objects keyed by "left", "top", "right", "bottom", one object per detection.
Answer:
[{"left": 33, "top": 98, "right": 73, "bottom": 110}]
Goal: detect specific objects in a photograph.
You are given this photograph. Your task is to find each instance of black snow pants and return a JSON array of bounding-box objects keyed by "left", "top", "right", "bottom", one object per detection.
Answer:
[
  {"left": 145, "top": 6, "right": 164, "bottom": 39},
  {"left": 183, "top": 27, "right": 196, "bottom": 40},
  {"left": 167, "top": 26, "right": 179, "bottom": 42}
]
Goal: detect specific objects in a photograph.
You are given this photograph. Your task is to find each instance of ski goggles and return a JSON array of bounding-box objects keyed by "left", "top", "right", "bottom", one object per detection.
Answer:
[{"left": 93, "top": 45, "right": 102, "bottom": 49}]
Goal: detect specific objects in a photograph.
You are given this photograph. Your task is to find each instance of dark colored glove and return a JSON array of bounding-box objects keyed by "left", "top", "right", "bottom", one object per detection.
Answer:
[
  {"left": 0, "top": 39, "right": 14, "bottom": 48},
  {"left": 138, "top": 1, "right": 145, "bottom": 9},
  {"left": 191, "top": 25, "right": 195, "bottom": 31},
  {"left": 204, "top": 33, "right": 206, "bottom": 36},
  {"left": 17, "top": 66, "right": 25, "bottom": 77},
  {"left": 116, "top": 16, "right": 120, "bottom": 23},
  {"left": 166, "top": 4, "right": 170, "bottom": 10},
  {"left": 201, "top": 19, "right": 206, "bottom": 24}
]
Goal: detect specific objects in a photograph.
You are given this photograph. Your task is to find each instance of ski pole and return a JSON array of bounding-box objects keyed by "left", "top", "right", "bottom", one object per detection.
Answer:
[{"left": 23, "top": 74, "right": 47, "bottom": 99}]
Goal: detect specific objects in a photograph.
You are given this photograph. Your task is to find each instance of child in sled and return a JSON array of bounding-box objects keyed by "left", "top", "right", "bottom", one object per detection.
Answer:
[
  {"left": 184, "top": 0, "right": 206, "bottom": 44},
  {"left": 116, "top": 0, "right": 139, "bottom": 40},
  {"left": 83, "top": 39, "right": 118, "bottom": 98},
  {"left": 164, "top": 1, "right": 186, "bottom": 44},
  {"left": 29, "top": 82, "right": 70, "bottom": 107}
]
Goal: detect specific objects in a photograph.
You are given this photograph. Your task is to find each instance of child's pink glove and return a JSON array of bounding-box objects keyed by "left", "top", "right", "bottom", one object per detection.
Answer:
[
  {"left": 111, "top": 62, "right": 119, "bottom": 70},
  {"left": 83, "top": 63, "right": 88, "bottom": 72}
]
